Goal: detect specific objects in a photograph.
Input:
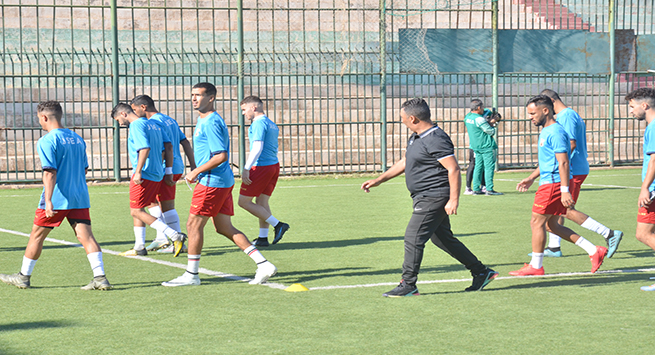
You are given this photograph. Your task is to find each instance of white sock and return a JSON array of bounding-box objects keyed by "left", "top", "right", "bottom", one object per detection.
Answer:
[
  {"left": 163, "top": 209, "right": 181, "bottom": 233},
  {"left": 265, "top": 215, "right": 279, "bottom": 227},
  {"left": 187, "top": 254, "right": 201, "bottom": 274},
  {"left": 259, "top": 228, "right": 269, "bottom": 239},
  {"left": 150, "top": 218, "right": 178, "bottom": 238},
  {"left": 20, "top": 256, "right": 37, "bottom": 276},
  {"left": 530, "top": 253, "right": 544, "bottom": 269},
  {"left": 87, "top": 252, "right": 105, "bottom": 277},
  {"left": 547, "top": 232, "right": 561, "bottom": 248},
  {"left": 580, "top": 217, "right": 611, "bottom": 239},
  {"left": 575, "top": 237, "right": 598, "bottom": 256},
  {"left": 133, "top": 226, "right": 146, "bottom": 250},
  {"left": 148, "top": 206, "right": 168, "bottom": 242},
  {"left": 244, "top": 245, "right": 267, "bottom": 264}
]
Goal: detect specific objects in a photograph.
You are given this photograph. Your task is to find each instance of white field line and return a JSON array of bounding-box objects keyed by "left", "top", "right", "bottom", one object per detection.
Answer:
[
  {"left": 2, "top": 226, "right": 653, "bottom": 292},
  {"left": 0, "top": 227, "right": 287, "bottom": 290}
]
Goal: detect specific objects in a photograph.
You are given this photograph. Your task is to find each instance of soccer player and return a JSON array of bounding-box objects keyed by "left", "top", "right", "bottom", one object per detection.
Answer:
[
  {"left": 162, "top": 83, "right": 277, "bottom": 287},
  {"left": 625, "top": 87, "right": 655, "bottom": 291},
  {"left": 110, "top": 103, "right": 186, "bottom": 257},
  {"left": 131, "top": 95, "right": 195, "bottom": 254},
  {"left": 511, "top": 95, "right": 607, "bottom": 276},
  {"left": 464, "top": 99, "right": 502, "bottom": 195},
  {"left": 361, "top": 98, "right": 497, "bottom": 297},
  {"left": 534, "top": 89, "right": 623, "bottom": 258},
  {"left": 0, "top": 101, "right": 111, "bottom": 290},
  {"left": 237, "top": 95, "right": 289, "bottom": 247}
]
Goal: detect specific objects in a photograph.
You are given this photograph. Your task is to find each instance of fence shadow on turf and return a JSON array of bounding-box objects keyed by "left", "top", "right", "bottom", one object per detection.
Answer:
[{"left": 0, "top": 320, "right": 73, "bottom": 332}]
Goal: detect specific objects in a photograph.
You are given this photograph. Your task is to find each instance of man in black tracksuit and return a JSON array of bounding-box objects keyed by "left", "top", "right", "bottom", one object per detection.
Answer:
[{"left": 361, "top": 98, "right": 497, "bottom": 297}]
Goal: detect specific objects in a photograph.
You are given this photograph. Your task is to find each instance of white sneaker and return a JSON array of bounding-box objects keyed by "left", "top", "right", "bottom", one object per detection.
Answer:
[
  {"left": 162, "top": 272, "right": 200, "bottom": 287},
  {"left": 463, "top": 188, "right": 474, "bottom": 195},
  {"left": 249, "top": 262, "right": 277, "bottom": 285},
  {"left": 481, "top": 186, "right": 488, "bottom": 193}
]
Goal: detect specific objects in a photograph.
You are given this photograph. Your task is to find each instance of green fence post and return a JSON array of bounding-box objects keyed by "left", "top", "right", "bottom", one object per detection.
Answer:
[
  {"left": 111, "top": 0, "right": 121, "bottom": 182},
  {"left": 379, "top": 0, "right": 387, "bottom": 171},
  {"left": 237, "top": 0, "right": 245, "bottom": 172},
  {"left": 608, "top": 0, "right": 616, "bottom": 168},
  {"left": 492, "top": 0, "right": 499, "bottom": 171}
]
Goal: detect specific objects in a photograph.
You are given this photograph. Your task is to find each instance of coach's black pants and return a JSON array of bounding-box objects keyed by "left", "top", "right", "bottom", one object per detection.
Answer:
[{"left": 402, "top": 195, "right": 486, "bottom": 286}]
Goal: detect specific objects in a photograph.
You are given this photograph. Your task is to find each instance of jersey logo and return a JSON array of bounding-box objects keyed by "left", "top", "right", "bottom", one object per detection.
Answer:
[{"left": 539, "top": 138, "right": 545, "bottom": 147}]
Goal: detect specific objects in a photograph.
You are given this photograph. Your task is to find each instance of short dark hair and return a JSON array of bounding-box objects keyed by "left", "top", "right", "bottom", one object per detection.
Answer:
[
  {"left": 625, "top": 87, "right": 655, "bottom": 107},
  {"left": 193, "top": 82, "right": 217, "bottom": 97},
  {"left": 540, "top": 89, "right": 561, "bottom": 102},
  {"left": 131, "top": 95, "right": 156, "bottom": 111},
  {"left": 37, "top": 101, "right": 63, "bottom": 121},
  {"left": 401, "top": 98, "right": 431, "bottom": 122},
  {"left": 470, "top": 99, "right": 483, "bottom": 111},
  {"left": 111, "top": 103, "right": 134, "bottom": 118},
  {"left": 527, "top": 94, "right": 555, "bottom": 114},
  {"left": 240, "top": 95, "right": 263, "bottom": 106}
]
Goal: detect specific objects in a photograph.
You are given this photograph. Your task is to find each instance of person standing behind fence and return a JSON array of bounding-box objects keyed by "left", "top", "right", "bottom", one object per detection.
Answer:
[
  {"left": 533, "top": 89, "right": 623, "bottom": 258},
  {"left": 237, "top": 95, "right": 289, "bottom": 247},
  {"left": 361, "top": 98, "right": 498, "bottom": 297},
  {"left": 162, "top": 82, "right": 277, "bottom": 287},
  {"left": 111, "top": 103, "right": 187, "bottom": 257},
  {"left": 0, "top": 101, "right": 111, "bottom": 290},
  {"left": 511, "top": 95, "right": 607, "bottom": 276},
  {"left": 131, "top": 94, "right": 195, "bottom": 255},
  {"left": 625, "top": 88, "right": 655, "bottom": 291},
  {"left": 464, "top": 99, "right": 502, "bottom": 195}
]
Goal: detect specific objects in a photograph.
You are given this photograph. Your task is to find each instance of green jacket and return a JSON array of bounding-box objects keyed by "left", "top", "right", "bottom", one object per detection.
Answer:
[{"left": 464, "top": 109, "right": 497, "bottom": 151}]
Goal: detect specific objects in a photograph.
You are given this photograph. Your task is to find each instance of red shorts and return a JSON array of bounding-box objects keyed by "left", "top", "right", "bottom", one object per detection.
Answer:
[
  {"left": 190, "top": 184, "right": 234, "bottom": 217},
  {"left": 532, "top": 183, "right": 567, "bottom": 215},
  {"left": 239, "top": 163, "right": 280, "bottom": 197},
  {"left": 34, "top": 208, "right": 90, "bottom": 228},
  {"left": 130, "top": 178, "right": 160, "bottom": 209},
  {"left": 157, "top": 173, "right": 183, "bottom": 202},
  {"left": 638, "top": 195, "right": 655, "bottom": 223},
  {"left": 570, "top": 174, "right": 587, "bottom": 201}
]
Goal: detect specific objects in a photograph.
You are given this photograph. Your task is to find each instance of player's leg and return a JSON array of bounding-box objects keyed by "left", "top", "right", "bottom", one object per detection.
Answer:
[
  {"left": 153, "top": 174, "right": 185, "bottom": 253},
  {"left": 162, "top": 213, "right": 208, "bottom": 287},
  {"left": 212, "top": 213, "right": 277, "bottom": 285},
  {"left": 471, "top": 150, "right": 484, "bottom": 194},
  {"left": 510, "top": 212, "right": 550, "bottom": 276},
  {"left": 68, "top": 215, "right": 112, "bottom": 290},
  {"left": 548, "top": 217, "right": 607, "bottom": 273},
  {"left": 481, "top": 150, "right": 501, "bottom": 195},
  {"left": 0, "top": 224, "right": 53, "bottom": 289},
  {"left": 146, "top": 202, "right": 169, "bottom": 251},
  {"left": 566, "top": 207, "right": 623, "bottom": 258},
  {"left": 636, "top": 222, "right": 655, "bottom": 290},
  {"left": 465, "top": 149, "right": 475, "bottom": 195}
]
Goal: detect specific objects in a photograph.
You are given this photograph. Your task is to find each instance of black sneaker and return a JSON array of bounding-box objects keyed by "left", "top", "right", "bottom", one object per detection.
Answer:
[
  {"left": 465, "top": 268, "right": 498, "bottom": 291},
  {"left": 383, "top": 280, "right": 419, "bottom": 297},
  {"left": 485, "top": 190, "right": 504, "bottom": 195},
  {"left": 252, "top": 238, "right": 270, "bottom": 247},
  {"left": 472, "top": 190, "right": 485, "bottom": 195},
  {"left": 272, "top": 222, "right": 289, "bottom": 244}
]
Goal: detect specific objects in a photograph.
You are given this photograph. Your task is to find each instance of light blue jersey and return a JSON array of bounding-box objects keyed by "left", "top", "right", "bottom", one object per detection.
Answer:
[
  {"left": 556, "top": 107, "right": 589, "bottom": 176},
  {"left": 538, "top": 122, "right": 571, "bottom": 185},
  {"left": 193, "top": 111, "right": 235, "bottom": 188},
  {"left": 642, "top": 120, "right": 655, "bottom": 192},
  {"left": 248, "top": 115, "right": 279, "bottom": 167},
  {"left": 150, "top": 112, "right": 187, "bottom": 175},
  {"left": 36, "top": 128, "right": 90, "bottom": 209},
  {"left": 128, "top": 117, "right": 170, "bottom": 182}
]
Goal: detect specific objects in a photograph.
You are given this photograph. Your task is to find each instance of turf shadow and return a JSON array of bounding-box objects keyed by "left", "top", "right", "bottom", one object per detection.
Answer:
[
  {"left": 274, "top": 264, "right": 469, "bottom": 283},
  {"left": 486, "top": 273, "right": 650, "bottom": 291},
  {"left": 0, "top": 320, "right": 74, "bottom": 332}
]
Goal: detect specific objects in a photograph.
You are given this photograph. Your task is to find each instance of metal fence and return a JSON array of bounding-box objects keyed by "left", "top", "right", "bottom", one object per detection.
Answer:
[{"left": 0, "top": 0, "right": 652, "bottom": 183}]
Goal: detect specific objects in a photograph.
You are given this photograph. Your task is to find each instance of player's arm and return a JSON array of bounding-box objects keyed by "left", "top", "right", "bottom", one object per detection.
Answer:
[
  {"left": 570, "top": 139, "right": 577, "bottom": 151},
  {"left": 517, "top": 167, "right": 540, "bottom": 192},
  {"left": 476, "top": 116, "right": 495, "bottom": 135},
  {"left": 242, "top": 140, "right": 264, "bottom": 185},
  {"left": 361, "top": 156, "right": 406, "bottom": 192},
  {"left": 639, "top": 153, "right": 655, "bottom": 208},
  {"left": 180, "top": 138, "right": 196, "bottom": 171},
  {"left": 163, "top": 142, "right": 175, "bottom": 186},
  {"left": 185, "top": 152, "right": 227, "bottom": 183},
  {"left": 555, "top": 152, "right": 574, "bottom": 208},
  {"left": 133, "top": 148, "right": 150, "bottom": 185},
  {"left": 439, "top": 155, "right": 461, "bottom": 215},
  {"left": 42, "top": 169, "right": 57, "bottom": 218}
]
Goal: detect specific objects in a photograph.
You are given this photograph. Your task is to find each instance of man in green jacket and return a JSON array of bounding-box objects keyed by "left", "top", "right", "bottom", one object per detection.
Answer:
[{"left": 464, "top": 99, "right": 502, "bottom": 195}]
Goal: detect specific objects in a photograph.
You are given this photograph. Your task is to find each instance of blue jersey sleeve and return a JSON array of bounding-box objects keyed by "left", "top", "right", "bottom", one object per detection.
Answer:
[
  {"left": 37, "top": 136, "right": 57, "bottom": 170},
  {"left": 558, "top": 114, "right": 576, "bottom": 142},
  {"left": 206, "top": 119, "right": 229, "bottom": 154},
  {"left": 132, "top": 121, "right": 151, "bottom": 152},
  {"left": 249, "top": 119, "right": 266, "bottom": 142},
  {"left": 646, "top": 124, "right": 655, "bottom": 156},
  {"left": 550, "top": 129, "right": 570, "bottom": 154}
]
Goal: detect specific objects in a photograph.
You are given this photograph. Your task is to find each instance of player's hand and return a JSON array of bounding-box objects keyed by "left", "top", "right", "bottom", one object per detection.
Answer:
[
  {"left": 445, "top": 199, "right": 458, "bottom": 215},
  {"left": 516, "top": 178, "right": 534, "bottom": 192},
  {"left": 638, "top": 189, "right": 652, "bottom": 208},
  {"left": 164, "top": 174, "right": 175, "bottom": 186},
  {"left": 242, "top": 169, "right": 252, "bottom": 185},
  {"left": 185, "top": 171, "right": 199, "bottom": 184},
  {"left": 561, "top": 191, "right": 574, "bottom": 208},
  {"left": 361, "top": 179, "right": 380, "bottom": 193},
  {"left": 133, "top": 171, "right": 143, "bottom": 185},
  {"left": 45, "top": 201, "right": 56, "bottom": 218}
]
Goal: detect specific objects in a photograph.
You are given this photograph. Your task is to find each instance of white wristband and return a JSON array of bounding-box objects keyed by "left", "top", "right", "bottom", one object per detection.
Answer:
[
  {"left": 165, "top": 167, "right": 173, "bottom": 175},
  {"left": 560, "top": 186, "right": 569, "bottom": 193}
]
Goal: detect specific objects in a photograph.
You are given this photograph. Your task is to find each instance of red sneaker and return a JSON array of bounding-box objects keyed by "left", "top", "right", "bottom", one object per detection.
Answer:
[
  {"left": 590, "top": 246, "right": 608, "bottom": 273},
  {"left": 509, "top": 263, "right": 545, "bottom": 276}
]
